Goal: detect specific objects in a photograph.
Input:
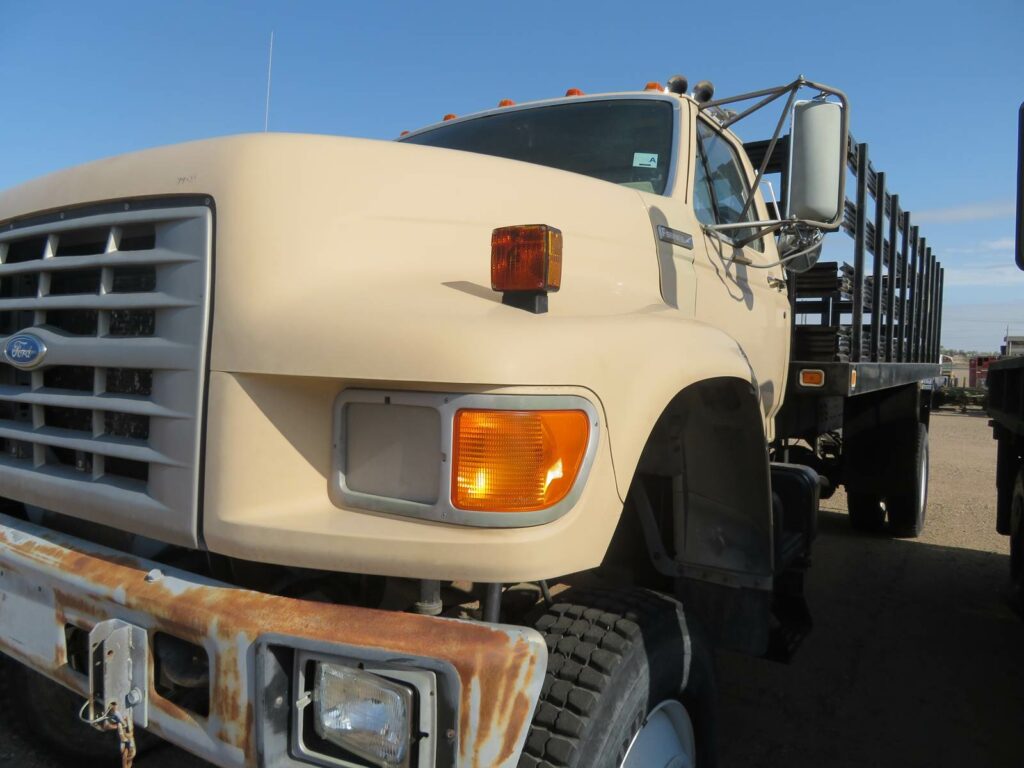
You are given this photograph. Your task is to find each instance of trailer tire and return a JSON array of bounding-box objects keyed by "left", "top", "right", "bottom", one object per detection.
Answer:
[
  {"left": 518, "top": 588, "right": 715, "bottom": 768},
  {"left": 847, "top": 492, "right": 886, "bottom": 532},
  {"left": 886, "top": 423, "right": 929, "bottom": 538},
  {"left": 0, "top": 655, "right": 159, "bottom": 761},
  {"left": 1010, "top": 467, "right": 1024, "bottom": 614}
]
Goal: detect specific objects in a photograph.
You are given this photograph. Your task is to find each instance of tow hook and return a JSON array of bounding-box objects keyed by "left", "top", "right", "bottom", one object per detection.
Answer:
[{"left": 76, "top": 619, "right": 149, "bottom": 767}]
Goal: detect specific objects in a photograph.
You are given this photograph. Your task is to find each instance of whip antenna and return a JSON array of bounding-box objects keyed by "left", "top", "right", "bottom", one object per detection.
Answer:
[{"left": 264, "top": 30, "right": 274, "bottom": 132}]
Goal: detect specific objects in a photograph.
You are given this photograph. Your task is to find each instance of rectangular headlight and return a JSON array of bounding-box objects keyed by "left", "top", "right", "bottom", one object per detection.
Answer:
[{"left": 313, "top": 663, "right": 413, "bottom": 768}]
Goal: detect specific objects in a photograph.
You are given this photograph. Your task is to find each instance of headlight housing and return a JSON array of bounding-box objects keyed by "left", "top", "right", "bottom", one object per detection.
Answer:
[
  {"left": 313, "top": 663, "right": 413, "bottom": 768},
  {"left": 333, "top": 390, "right": 600, "bottom": 528}
]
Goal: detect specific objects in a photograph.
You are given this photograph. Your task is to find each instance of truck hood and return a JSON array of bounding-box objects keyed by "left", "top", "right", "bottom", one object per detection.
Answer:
[{"left": 0, "top": 133, "right": 667, "bottom": 382}]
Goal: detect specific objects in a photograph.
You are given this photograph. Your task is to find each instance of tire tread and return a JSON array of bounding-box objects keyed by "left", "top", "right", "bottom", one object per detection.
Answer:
[{"left": 517, "top": 588, "right": 688, "bottom": 768}]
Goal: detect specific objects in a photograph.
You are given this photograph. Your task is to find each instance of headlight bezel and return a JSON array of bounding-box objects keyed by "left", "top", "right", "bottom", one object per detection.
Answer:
[{"left": 331, "top": 389, "right": 601, "bottom": 528}]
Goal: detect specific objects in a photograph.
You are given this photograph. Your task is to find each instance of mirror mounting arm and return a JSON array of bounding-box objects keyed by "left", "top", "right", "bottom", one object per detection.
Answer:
[
  {"left": 700, "top": 76, "right": 851, "bottom": 232},
  {"left": 737, "top": 86, "right": 800, "bottom": 222},
  {"left": 703, "top": 218, "right": 791, "bottom": 246}
]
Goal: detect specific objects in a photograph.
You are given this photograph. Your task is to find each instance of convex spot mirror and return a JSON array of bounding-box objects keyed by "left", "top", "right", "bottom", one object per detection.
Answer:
[
  {"left": 787, "top": 99, "right": 846, "bottom": 229},
  {"left": 778, "top": 228, "right": 823, "bottom": 274}
]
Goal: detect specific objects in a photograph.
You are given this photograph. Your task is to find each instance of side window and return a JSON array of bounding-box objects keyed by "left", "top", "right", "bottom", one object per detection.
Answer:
[{"left": 693, "top": 120, "right": 764, "bottom": 252}]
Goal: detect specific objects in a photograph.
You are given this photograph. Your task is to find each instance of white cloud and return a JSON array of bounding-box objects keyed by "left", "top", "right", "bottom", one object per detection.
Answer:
[
  {"left": 982, "top": 237, "right": 1015, "bottom": 251},
  {"left": 944, "top": 264, "right": 1024, "bottom": 287},
  {"left": 915, "top": 200, "right": 1016, "bottom": 224},
  {"left": 945, "top": 237, "right": 1014, "bottom": 255}
]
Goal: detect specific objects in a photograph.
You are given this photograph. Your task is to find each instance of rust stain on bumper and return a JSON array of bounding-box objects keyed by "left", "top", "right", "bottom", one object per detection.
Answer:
[{"left": 0, "top": 514, "right": 546, "bottom": 767}]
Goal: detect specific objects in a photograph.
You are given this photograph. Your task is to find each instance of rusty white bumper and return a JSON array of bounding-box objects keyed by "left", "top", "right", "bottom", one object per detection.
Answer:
[{"left": 0, "top": 513, "right": 546, "bottom": 768}]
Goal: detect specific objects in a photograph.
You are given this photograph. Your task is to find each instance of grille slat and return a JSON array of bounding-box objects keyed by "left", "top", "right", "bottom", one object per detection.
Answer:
[
  {"left": 0, "top": 247, "right": 196, "bottom": 277},
  {"left": 0, "top": 421, "right": 180, "bottom": 466},
  {"left": 0, "top": 211, "right": 184, "bottom": 244},
  {"left": 0, "top": 386, "right": 186, "bottom": 418},
  {"left": 0, "top": 457, "right": 170, "bottom": 519},
  {"left": 0, "top": 292, "right": 194, "bottom": 312},
  {"left": 0, "top": 202, "right": 210, "bottom": 547},
  {"left": 0, "top": 337, "right": 196, "bottom": 370}
]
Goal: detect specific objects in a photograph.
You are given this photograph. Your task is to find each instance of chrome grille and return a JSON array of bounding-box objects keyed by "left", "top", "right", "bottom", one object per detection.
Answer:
[{"left": 0, "top": 201, "right": 212, "bottom": 546}]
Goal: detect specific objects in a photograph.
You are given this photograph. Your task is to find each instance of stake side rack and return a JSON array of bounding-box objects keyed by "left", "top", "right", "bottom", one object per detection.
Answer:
[{"left": 746, "top": 133, "right": 944, "bottom": 405}]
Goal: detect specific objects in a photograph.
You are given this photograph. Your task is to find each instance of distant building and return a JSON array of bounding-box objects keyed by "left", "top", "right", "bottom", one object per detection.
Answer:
[
  {"left": 970, "top": 356, "right": 999, "bottom": 388},
  {"left": 939, "top": 354, "right": 971, "bottom": 387},
  {"left": 1003, "top": 335, "right": 1024, "bottom": 357},
  {"left": 943, "top": 354, "right": 970, "bottom": 387}
]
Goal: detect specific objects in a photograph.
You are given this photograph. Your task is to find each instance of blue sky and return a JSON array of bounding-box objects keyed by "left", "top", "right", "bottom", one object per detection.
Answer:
[{"left": 2, "top": 0, "right": 1022, "bottom": 350}]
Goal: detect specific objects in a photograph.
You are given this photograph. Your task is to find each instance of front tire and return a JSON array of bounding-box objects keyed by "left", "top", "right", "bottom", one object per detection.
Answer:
[{"left": 518, "top": 588, "right": 715, "bottom": 768}]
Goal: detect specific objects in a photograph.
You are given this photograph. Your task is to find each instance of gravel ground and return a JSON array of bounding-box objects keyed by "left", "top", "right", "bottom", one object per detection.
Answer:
[
  {"left": 718, "top": 409, "right": 1024, "bottom": 767},
  {"left": 4, "top": 409, "right": 1021, "bottom": 767}
]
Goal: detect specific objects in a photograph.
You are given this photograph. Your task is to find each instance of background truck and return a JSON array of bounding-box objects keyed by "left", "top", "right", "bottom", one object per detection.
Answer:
[
  {"left": 0, "top": 75, "right": 942, "bottom": 768},
  {"left": 987, "top": 102, "right": 1024, "bottom": 613}
]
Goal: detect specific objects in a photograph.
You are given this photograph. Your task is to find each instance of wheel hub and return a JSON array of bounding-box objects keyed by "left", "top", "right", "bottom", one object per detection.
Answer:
[{"left": 620, "top": 699, "right": 697, "bottom": 768}]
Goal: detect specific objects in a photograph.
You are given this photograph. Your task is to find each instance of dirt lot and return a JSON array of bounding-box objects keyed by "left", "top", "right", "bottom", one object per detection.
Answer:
[
  {"left": 718, "top": 410, "right": 1024, "bottom": 767},
  {"left": 3, "top": 409, "right": 1022, "bottom": 767}
]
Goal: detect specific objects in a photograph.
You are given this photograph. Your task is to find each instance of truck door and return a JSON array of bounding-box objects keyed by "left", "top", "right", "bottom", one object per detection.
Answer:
[{"left": 690, "top": 116, "right": 790, "bottom": 431}]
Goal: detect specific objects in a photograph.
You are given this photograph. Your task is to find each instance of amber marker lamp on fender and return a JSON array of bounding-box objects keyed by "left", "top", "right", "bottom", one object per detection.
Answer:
[{"left": 490, "top": 224, "right": 563, "bottom": 314}]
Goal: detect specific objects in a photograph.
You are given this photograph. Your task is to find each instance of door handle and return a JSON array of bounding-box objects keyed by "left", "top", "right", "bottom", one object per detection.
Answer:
[{"left": 767, "top": 275, "right": 787, "bottom": 291}]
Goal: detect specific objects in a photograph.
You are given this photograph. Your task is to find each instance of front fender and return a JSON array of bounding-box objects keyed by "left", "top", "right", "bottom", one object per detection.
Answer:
[
  {"left": 202, "top": 308, "right": 758, "bottom": 583},
  {"left": 216, "top": 305, "right": 756, "bottom": 503}
]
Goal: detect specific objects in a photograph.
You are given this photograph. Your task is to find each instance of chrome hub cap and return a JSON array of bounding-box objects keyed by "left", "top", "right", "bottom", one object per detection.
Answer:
[{"left": 620, "top": 699, "right": 696, "bottom": 768}]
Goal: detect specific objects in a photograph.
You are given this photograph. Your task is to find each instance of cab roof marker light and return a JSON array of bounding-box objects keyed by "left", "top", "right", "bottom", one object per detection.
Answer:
[
  {"left": 565, "top": 88, "right": 584, "bottom": 97},
  {"left": 644, "top": 81, "right": 664, "bottom": 92},
  {"left": 498, "top": 98, "right": 515, "bottom": 107},
  {"left": 442, "top": 113, "right": 457, "bottom": 121}
]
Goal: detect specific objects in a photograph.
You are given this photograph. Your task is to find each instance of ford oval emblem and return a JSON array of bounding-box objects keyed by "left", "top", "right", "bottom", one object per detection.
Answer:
[{"left": 4, "top": 334, "right": 47, "bottom": 370}]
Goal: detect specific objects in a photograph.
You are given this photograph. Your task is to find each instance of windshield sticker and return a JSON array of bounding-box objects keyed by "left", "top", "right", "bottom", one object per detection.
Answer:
[{"left": 633, "top": 152, "right": 659, "bottom": 168}]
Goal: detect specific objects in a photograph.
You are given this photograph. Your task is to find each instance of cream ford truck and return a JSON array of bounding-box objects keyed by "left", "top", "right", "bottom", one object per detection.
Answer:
[{"left": 0, "top": 76, "right": 944, "bottom": 768}]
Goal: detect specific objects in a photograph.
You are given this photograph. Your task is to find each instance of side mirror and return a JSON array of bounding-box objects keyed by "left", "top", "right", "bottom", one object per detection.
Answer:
[
  {"left": 1016, "top": 101, "right": 1023, "bottom": 270},
  {"left": 787, "top": 99, "right": 847, "bottom": 229}
]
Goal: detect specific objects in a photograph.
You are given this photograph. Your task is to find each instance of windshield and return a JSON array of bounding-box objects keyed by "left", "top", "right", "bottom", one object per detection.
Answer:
[{"left": 402, "top": 99, "right": 675, "bottom": 195}]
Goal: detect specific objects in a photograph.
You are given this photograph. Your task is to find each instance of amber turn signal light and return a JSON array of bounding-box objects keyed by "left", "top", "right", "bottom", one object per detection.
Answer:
[
  {"left": 491, "top": 224, "right": 562, "bottom": 294},
  {"left": 452, "top": 409, "right": 590, "bottom": 512},
  {"left": 799, "top": 369, "right": 825, "bottom": 387}
]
